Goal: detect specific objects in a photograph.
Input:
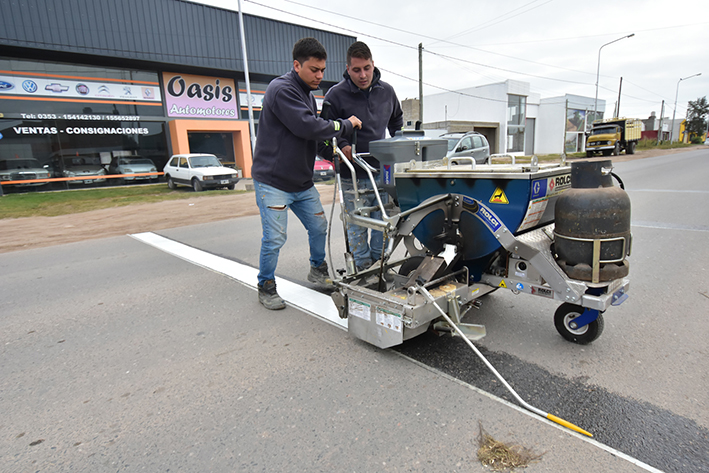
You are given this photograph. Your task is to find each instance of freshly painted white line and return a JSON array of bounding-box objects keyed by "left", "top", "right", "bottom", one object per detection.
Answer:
[
  {"left": 129, "top": 232, "right": 347, "bottom": 329},
  {"left": 132, "top": 231, "right": 662, "bottom": 473}
]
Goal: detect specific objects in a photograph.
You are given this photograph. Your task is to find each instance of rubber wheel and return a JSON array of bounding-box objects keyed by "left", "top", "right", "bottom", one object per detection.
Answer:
[
  {"left": 627, "top": 141, "right": 636, "bottom": 155},
  {"left": 586, "top": 151, "right": 593, "bottom": 157},
  {"left": 227, "top": 184, "right": 235, "bottom": 190},
  {"left": 554, "top": 303, "right": 604, "bottom": 345},
  {"left": 167, "top": 176, "right": 176, "bottom": 189},
  {"left": 612, "top": 142, "right": 620, "bottom": 156},
  {"left": 192, "top": 178, "right": 203, "bottom": 192}
]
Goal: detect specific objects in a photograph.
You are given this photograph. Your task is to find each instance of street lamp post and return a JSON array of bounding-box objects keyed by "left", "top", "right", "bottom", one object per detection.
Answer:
[
  {"left": 670, "top": 73, "right": 702, "bottom": 143},
  {"left": 593, "top": 33, "right": 634, "bottom": 125}
]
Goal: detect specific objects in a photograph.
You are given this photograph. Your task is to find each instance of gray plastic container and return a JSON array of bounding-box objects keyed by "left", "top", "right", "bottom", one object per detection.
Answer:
[{"left": 369, "top": 130, "right": 447, "bottom": 201}]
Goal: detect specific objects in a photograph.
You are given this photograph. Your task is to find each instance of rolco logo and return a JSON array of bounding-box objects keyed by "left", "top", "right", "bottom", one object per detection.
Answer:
[
  {"left": 166, "top": 76, "right": 233, "bottom": 103},
  {"left": 477, "top": 205, "right": 501, "bottom": 231},
  {"left": 555, "top": 175, "right": 571, "bottom": 186},
  {"left": 531, "top": 286, "right": 554, "bottom": 298},
  {"left": 551, "top": 174, "right": 571, "bottom": 192},
  {"left": 383, "top": 165, "right": 392, "bottom": 184}
]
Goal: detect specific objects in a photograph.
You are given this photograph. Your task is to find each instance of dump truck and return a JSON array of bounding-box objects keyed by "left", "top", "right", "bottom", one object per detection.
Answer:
[{"left": 585, "top": 118, "right": 641, "bottom": 157}]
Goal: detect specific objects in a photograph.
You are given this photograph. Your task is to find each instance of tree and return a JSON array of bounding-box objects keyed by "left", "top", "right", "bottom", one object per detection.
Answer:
[{"left": 686, "top": 96, "right": 709, "bottom": 137}]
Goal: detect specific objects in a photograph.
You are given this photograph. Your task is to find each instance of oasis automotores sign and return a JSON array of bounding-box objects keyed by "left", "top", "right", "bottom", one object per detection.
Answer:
[{"left": 162, "top": 73, "right": 238, "bottom": 119}]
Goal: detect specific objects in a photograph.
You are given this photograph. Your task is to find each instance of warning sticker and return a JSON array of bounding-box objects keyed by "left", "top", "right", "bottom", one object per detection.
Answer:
[
  {"left": 489, "top": 187, "right": 509, "bottom": 204},
  {"left": 518, "top": 174, "right": 571, "bottom": 232},
  {"left": 375, "top": 307, "right": 403, "bottom": 333},
  {"left": 348, "top": 298, "right": 371, "bottom": 320},
  {"left": 518, "top": 199, "right": 549, "bottom": 231},
  {"left": 498, "top": 280, "right": 507, "bottom": 288}
]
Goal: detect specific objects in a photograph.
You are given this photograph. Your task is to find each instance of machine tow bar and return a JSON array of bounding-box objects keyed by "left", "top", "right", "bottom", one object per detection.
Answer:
[{"left": 416, "top": 283, "right": 593, "bottom": 438}]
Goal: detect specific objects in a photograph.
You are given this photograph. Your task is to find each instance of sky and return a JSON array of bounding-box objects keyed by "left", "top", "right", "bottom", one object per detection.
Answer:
[{"left": 193, "top": 0, "right": 708, "bottom": 121}]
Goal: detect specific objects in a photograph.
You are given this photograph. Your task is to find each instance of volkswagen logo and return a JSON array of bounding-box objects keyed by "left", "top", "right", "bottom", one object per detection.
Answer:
[{"left": 22, "top": 80, "right": 38, "bottom": 93}]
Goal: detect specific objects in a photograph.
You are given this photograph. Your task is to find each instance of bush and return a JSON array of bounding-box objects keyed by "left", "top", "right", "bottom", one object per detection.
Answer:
[
  {"left": 690, "top": 136, "right": 703, "bottom": 144},
  {"left": 637, "top": 138, "right": 656, "bottom": 149}
]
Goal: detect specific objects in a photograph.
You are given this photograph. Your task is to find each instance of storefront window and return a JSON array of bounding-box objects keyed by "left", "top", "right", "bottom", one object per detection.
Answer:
[
  {"left": 0, "top": 58, "right": 168, "bottom": 192},
  {"left": 507, "top": 95, "right": 526, "bottom": 152},
  {"left": 0, "top": 119, "right": 168, "bottom": 191}
]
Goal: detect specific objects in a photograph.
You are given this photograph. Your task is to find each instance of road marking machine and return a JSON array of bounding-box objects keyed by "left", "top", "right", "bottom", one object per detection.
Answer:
[{"left": 324, "top": 125, "right": 631, "bottom": 436}]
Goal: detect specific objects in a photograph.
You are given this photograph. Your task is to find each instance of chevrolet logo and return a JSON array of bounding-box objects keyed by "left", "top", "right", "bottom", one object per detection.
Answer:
[{"left": 45, "top": 83, "right": 69, "bottom": 93}]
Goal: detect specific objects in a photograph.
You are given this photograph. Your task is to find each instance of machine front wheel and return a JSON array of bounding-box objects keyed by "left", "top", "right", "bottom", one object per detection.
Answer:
[{"left": 554, "top": 303, "right": 604, "bottom": 344}]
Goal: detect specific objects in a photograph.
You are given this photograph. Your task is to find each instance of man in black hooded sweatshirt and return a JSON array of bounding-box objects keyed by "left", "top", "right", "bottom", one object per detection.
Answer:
[{"left": 320, "top": 41, "right": 403, "bottom": 271}]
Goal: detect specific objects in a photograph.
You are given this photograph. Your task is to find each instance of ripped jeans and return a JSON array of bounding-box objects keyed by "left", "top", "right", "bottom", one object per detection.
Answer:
[{"left": 254, "top": 180, "right": 328, "bottom": 286}]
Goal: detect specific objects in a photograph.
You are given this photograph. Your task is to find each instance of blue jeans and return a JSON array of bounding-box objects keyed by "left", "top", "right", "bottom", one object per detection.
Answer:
[
  {"left": 341, "top": 177, "right": 387, "bottom": 270},
  {"left": 254, "top": 180, "right": 328, "bottom": 286}
]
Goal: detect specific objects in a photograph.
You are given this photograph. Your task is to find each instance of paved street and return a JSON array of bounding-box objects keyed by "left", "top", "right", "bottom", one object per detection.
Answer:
[{"left": 1, "top": 148, "right": 707, "bottom": 472}]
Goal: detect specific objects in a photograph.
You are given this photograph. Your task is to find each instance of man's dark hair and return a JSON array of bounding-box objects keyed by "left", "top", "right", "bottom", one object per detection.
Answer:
[
  {"left": 293, "top": 37, "right": 327, "bottom": 64},
  {"left": 347, "top": 41, "right": 372, "bottom": 65}
]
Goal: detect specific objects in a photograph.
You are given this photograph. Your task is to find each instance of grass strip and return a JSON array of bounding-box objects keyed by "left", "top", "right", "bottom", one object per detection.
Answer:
[{"left": 0, "top": 185, "right": 244, "bottom": 219}]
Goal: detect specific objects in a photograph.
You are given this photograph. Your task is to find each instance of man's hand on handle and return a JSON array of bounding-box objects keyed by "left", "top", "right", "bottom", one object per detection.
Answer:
[{"left": 348, "top": 115, "right": 362, "bottom": 130}]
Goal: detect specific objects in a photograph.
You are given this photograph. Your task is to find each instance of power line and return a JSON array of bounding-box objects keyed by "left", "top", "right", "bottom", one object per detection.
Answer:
[
  {"left": 471, "top": 21, "right": 709, "bottom": 47},
  {"left": 251, "top": 0, "right": 598, "bottom": 78},
  {"left": 437, "top": 0, "right": 553, "bottom": 42},
  {"left": 245, "top": 0, "right": 605, "bottom": 84}
]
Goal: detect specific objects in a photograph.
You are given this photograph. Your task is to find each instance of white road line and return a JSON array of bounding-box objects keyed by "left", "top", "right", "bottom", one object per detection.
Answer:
[
  {"left": 632, "top": 221, "right": 709, "bottom": 232},
  {"left": 129, "top": 232, "right": 346, "bottom": 330},
  {"left": 628, "top": 189, "right": 709, "bottom": 194},
  {"left": 131, "top": 231, "right": 663, "bottom": 473}
]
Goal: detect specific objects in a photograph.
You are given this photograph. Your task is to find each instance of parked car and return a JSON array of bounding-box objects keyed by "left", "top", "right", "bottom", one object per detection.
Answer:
[
  {"left": 163, "top": 153, "right": 240, "bottom": 191},
  {"left": 440, "top": 131, "right": 491, "bottom": 164},
  {"left": 53, "top": 155, "right": 107, "bottom": 185},
  {"left": 313, "top": 156, "right": 335, "bottom": 181},
  {"left": 0, "top": 157, "right": 51, "bottom": 187},
  {"left": 108, "top": 155, "right": 158, "bottom": 183}
]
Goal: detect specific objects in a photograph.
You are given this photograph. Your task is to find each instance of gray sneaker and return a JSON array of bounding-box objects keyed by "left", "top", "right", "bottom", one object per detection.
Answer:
[
  {"left": 307, "top": 261, "right": 334, "bottom": 288},
  {"left": 258, "top": 279, "right": 286, "bottom": 310}
]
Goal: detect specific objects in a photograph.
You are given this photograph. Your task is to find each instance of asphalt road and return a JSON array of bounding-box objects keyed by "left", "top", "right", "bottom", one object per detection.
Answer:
[{"left": 1, "top": 148, "right": 707, "bottom": 472}]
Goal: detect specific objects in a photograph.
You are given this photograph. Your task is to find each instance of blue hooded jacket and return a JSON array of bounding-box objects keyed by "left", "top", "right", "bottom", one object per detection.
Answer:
[
  {"left": 319, "top": 67, "right": 403, "bottom": 179},
  {"left": 252, "top": 69, "right": 354, "bottom": 193}
]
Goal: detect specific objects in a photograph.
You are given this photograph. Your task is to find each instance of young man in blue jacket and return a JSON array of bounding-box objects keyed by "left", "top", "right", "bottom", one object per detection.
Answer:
[
  {"left": 251, "top": 37, "right": 362, "bottom": 310},
  {"left": 320, "top": 41, "right": 403, "bottom": 271}
]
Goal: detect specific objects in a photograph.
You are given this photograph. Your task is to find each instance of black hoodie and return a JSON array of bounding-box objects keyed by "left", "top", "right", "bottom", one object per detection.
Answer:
[
  {"left": 320, "top": 67, "right": 403, "bottom": 179},
  {"left": 252, "top": 69, "right": 354, "bottom": 193}
]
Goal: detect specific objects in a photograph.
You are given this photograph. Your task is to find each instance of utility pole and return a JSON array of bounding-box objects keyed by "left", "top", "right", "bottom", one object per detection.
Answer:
[
  {"left": 562, "top": 99, "right": 568, "bottom": 155},
  {"left": 593, "top": 34, "right": 635, "bottom": 123},
  {"left": 237, "top": 0, "right": 256, "bottom": 154},
  {"left": 615, "top": 77, "right": 623, "bottom": 117},
  {"left": 657, "top": 100, "right": 664, "bottom": 145},
  {"left": 671, "top": 73, "right": 701, "bottom": 143},
  {"left": 418, "top": 43, "right": 423, "bottom": 127}
]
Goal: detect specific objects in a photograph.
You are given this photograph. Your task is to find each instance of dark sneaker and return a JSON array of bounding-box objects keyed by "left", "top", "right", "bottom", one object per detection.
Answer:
[
  {"left": 258, "top": 279, "right": 286, "bottom": 310},
  {"left": 307, "top": 261, "right": 334, "bottom": 288}
]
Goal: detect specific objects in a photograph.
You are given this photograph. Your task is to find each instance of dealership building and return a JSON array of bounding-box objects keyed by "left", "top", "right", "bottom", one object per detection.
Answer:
[{"left": 0, "top": 0, "right": 355, "bottom": 189}]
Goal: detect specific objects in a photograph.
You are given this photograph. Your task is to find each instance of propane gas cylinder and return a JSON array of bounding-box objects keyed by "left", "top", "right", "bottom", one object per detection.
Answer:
[{"left": 553, "top": 160, "right": 631, "bottom": 283}]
